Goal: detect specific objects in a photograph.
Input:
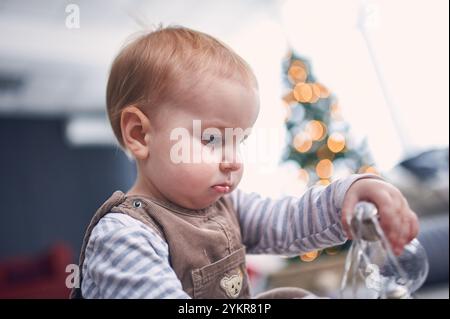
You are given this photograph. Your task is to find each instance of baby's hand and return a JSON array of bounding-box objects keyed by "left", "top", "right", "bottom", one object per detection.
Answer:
[{"left": 341, "top": 178, "right": 419, "bottom": 255}]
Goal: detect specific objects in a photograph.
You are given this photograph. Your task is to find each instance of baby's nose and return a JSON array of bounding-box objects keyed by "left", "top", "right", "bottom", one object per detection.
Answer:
[{"left": 219, "top": 161, "right": 241, "bottom": 172}]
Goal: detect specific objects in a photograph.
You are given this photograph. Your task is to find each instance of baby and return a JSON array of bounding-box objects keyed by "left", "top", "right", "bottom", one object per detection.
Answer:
[{"left": 72, "top": 26, "right": 418, "bottom": 299}]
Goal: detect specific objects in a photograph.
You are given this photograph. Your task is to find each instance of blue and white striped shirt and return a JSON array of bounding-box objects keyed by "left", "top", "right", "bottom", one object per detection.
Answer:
[{"left": 81, "top": 174, "right": 369, "bottom": 298}]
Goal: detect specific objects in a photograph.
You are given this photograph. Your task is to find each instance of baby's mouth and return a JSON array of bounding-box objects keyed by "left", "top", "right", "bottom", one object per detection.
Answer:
[{"left": 212, "top": 183, "right": 232, "bottom": 194}]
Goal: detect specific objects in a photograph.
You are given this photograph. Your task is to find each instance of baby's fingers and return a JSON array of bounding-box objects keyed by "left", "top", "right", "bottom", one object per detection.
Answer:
[
  {"left": 386, "top": 190, "right": 417, "bottom": 255},
  {"left": 374, "top": 191, "right": 405, "bottom": 253},
  {"left": 409, "top": 212, "right": 419, "bottom": 241},
  {"left": 373, "top": 191, "right": 400, "bottom": 233}
]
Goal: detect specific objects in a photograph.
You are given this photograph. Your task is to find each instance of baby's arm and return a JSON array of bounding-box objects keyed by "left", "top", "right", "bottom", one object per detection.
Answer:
[
  {"left": 82, "top": 213, "right": 190, "bottom": 299},
  {"left": 229, "top": 174, "right": 379, "bottom": 256}
]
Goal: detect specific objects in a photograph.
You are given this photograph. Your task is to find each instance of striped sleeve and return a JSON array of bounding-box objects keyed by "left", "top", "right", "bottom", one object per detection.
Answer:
[
  {"left": 81, "top": 213, "right": 190, "bottom": 299},
  {"left": 229, "top": 174, "right": 379, "bottom": 256}
]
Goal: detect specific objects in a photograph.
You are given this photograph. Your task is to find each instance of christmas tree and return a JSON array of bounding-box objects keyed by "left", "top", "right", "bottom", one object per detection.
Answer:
[{"left": 282, "top": 50, "right": 377, "bottom": 262}]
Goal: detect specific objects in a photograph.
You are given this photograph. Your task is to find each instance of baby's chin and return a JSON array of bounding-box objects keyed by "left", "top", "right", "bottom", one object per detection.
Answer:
[{"left": 177, "top": 190, "right": 227, "bottom": 210}]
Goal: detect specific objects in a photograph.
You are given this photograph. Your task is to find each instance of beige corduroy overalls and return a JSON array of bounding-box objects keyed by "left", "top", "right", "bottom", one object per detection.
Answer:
[{"left": 71, "top": 191, "right": 315, "bottom": 299}]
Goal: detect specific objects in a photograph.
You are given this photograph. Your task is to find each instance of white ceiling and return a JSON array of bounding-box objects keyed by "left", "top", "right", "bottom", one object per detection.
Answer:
[{"left": 0, "top": 0, "right": 275, "bottom": 115}]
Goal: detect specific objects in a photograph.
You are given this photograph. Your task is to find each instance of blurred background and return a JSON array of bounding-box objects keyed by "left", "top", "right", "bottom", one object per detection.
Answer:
[{"left": 0, "top": 0, "right": 448, "bottom": 298}]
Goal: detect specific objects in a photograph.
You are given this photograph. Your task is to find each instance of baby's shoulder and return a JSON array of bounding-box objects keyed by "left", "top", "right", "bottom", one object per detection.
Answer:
[
  {"left": 89, "top": 213, "right": 167, "bottom": 248},
  {"left": 94, "top": 212, "right": 148, "bottom": 232}
]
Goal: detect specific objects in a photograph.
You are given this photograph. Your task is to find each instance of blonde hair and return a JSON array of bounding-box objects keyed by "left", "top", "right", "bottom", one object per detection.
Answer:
[{"left": 106, "top": 25, "right": 258, "bottom": 147}]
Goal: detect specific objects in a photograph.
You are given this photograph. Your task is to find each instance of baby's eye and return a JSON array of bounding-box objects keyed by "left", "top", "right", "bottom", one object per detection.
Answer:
[{"left": 202, "top": 134, "right": 222, "bottom": 146}]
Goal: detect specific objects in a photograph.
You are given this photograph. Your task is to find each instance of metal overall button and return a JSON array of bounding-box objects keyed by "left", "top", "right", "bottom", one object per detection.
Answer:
[{"left": 132, "top": 200, "right": 142, "bottom": 208}]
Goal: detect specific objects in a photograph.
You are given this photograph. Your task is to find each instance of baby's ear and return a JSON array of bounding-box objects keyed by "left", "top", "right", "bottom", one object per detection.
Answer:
[{"left": 120, "top": 106, "right": 151, "bottom": 160}]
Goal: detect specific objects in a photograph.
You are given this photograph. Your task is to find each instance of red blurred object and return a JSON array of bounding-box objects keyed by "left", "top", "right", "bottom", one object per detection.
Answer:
[{"left": 0, "top": 243, "right": 73, "bottom": 299}]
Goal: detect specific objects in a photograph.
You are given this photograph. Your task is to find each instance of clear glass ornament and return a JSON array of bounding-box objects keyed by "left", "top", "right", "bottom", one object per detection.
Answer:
[{"left": 340, "top": 201, "right": 429, "bottom": 299}]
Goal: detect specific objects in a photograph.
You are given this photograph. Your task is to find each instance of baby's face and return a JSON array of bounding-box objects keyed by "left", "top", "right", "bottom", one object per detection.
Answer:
[{"left": 143, "top": 77, "right": 260, "bottom": 209}]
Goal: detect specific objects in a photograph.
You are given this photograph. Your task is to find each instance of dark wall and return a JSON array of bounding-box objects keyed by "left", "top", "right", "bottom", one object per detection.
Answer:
[{"left": 0, "top": 117, "right": 136, "bottom": 260}]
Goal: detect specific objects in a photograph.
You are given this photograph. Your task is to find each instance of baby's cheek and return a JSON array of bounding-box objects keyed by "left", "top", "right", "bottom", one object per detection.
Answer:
[
  {"left": 177, "top": 163, "right": 215, "bottom": 186},
  {"left": 234, "top": 167, "right": 244, "bottom": 185},
  {"left": 201, "top": 147, "right": 223, "bottom": 164}
]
